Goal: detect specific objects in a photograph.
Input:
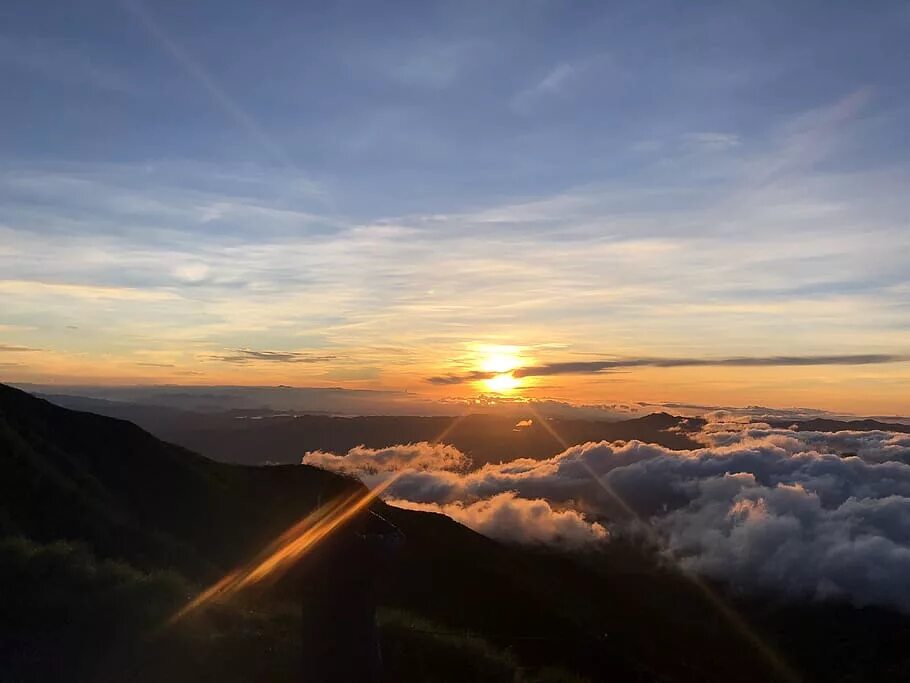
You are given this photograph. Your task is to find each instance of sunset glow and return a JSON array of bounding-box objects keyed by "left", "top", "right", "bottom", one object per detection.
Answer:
[
  {"left": 1, "top": 1, "right": 909, "bottom": 417},
  {"left": 477, "top": 346, "right": 524, "bottom": 394},
  {"left": 479, "top": 348, "right": 522, "bottom": 375},
  {"left": 484, "top": 373, "right": 521, "bottom": 394}
]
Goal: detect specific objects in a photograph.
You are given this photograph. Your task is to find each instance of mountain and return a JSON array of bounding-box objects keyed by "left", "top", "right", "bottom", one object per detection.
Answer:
[
  {"left": 37, "top": 392, "right": 703, "bottom": 466},
  {"left": 769, "top": 417, "right": 910, "bottom": 434},
  {"left": 4, "top": 383, "right": 910, "bottom": 682}
]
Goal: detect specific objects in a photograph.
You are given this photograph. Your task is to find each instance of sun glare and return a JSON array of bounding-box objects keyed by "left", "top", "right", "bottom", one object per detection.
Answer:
[
  {"left": 478, "top": 346, "right": 524, "bottom": 393},
  {"left": 480, "top": 349, "right": 520, "bottom": 374},
  {"left": 485, "top": 373, "right": 520, "bottom": 393}
]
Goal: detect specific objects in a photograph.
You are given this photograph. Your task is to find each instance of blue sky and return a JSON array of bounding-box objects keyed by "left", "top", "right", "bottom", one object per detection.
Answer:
[{"left": 1, "top": 0, "right": 909, "bottom": 413}]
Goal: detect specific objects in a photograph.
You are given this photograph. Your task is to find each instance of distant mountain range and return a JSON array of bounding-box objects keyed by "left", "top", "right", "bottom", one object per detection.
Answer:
[
  {"left": 37, "top": 392, "right": 702, "bottom": 465},
  {"left": 37, "top": 391, "right": 910, "bottom": 469},
  {"left": 4, "top": 383, "right": 910, "bottom": 682},
  {"left": 769, "top": 417, "right": 910, "bottom": 434}
]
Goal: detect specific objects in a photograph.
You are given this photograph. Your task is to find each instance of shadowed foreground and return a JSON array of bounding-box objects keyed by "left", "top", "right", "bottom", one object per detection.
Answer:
[{"left": 3, "top": 383, "right": 910, "bottom": 681}]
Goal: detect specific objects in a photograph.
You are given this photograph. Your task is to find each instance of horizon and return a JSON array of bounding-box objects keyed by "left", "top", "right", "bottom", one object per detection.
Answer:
[
  {"left": 3, "top": 1, "right": 910, "bottom": 414},
  {"left": 12, "top": 380, "right": 910, "bottom": 424}
]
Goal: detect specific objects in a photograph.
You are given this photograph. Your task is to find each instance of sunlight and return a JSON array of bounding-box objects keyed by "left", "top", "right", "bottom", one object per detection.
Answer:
[
  {"left": 484, "top": 372, "right": 520, "bottom": 393},
  {"left": 478, "top": 346, "right": 524, "bottom": 393},
  {"left": 479, "top": 347, "right": 521, "bottom": 374}
]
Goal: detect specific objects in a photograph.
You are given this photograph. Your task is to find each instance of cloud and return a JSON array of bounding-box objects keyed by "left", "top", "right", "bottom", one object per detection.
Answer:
[
  {"left": 171, "top": 263, "right": 210, "bottom": 283},
  {"left": 649, "top": 403, "right": 860, "bottom": 422},
  {"left": 383, "top": 42, "right": 469, "bottom": 89},
  {"left": 389, "top": 493, "right": 608, "bottom": 548},
  {"left": 657, "top": 480, "right": 910, "bottom": 611},
  {"left": 682, "top": 132, "right": 742, "bottom": 152},
  {"left": 0, "top": 344, "right": 40, "bottom": 353},
  {"left": 0, "top": 280, "right": 178, "bottom": 302},
  {"left": 511, "top": 55, "right": 619, "bottom": 114},
  {"left": 693, "top": 417, "right": 910, "bottom": 465},
  {"left": 428, "top": 354, "right": 910, "bottom": 384},
  {"left": 511, "top": 63, "right": 579, "bottom": 114},
  {"left": 304, "top": 442, "right": 609, "bottom": 548},
  {"left": 305, "top": 442, "right": 470, "bottom": 476},
  {"left": 2, "top": 90, "right": 909, "bottom": 394},
  {"left": 204, "top": 349, "right": 338, "bottom": 365},
  {"left": 305, "top": 420, "right": 910, "bottom": 611}
]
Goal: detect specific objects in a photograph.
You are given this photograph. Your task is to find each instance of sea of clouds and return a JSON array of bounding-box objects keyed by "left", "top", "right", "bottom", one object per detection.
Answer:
[{"left": 304, "top": 414, "right": 910, "bottom": 612}]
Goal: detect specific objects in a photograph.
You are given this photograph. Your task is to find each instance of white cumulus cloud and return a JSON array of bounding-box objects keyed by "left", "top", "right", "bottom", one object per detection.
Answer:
[
  {"left": 303, "top": 419, "right": 910, "bottom": 611},
  {"left": 388, "top": 492, "right": 608, "bottom": 548}
]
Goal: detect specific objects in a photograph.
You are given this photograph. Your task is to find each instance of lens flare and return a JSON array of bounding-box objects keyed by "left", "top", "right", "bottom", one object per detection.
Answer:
[{"left": 168, "top": 476, "right": 398, "bottom": 625}]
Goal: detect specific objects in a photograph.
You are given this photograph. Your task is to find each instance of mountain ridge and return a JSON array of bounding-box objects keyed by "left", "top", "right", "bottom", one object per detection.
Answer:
[{"left": 5, "top": 383, "right": 910, "bottom": 682}]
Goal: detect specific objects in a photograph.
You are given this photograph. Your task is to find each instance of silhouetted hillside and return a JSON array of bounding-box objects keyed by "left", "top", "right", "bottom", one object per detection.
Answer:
[{"left": 5, "top": 384, "right": 910, "bottom": 682}]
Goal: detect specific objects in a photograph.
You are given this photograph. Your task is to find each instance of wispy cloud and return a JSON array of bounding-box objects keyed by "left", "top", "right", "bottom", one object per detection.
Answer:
[
  {"left": 0, "top": 280, "right": 178, "bottom": 302},
  {"left": 511, "top": 55, "right": 618, "bottom": 114},
  {"left": 383, "top": 41, "right": 471, "bottom": 89},
  {"left": 428, "top": 354, "right": 910, "bottom": 384},
  {"left": 205, "top": 349, "right": 338, "bottom": 365},
  {"left": 682, "top": 132, "right": 742, "bottom": 152},
  {"left": 1, "top": 80, "right": 908, "bottom": 412},
  {"left": 0, "top": 344, "right": 41, "bottom": 353}
]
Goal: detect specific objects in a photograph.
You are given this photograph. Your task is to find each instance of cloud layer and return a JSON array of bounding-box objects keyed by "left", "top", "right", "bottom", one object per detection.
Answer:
[{"left": 304, "top": 418, "right": 910, "bottom": 611}]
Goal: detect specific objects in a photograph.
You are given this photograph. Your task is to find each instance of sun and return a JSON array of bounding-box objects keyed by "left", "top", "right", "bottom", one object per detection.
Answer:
[
  {"left": 485, "top": 373, "right": 521, "bottom": 393},
  {"left": 477, "top": 346, "right": 524, "bottom": 393}
]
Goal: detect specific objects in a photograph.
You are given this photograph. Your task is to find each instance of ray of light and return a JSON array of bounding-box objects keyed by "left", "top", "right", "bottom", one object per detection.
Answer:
[
  {"left": 523, "top": 404, "right": 801, "bottom": 683},
  {"left": 525, "top": 403, "right": 570, "bottom": 450},
  {"left": 430, "top": 412, "right": 470, "bottom": 446},
  {"left": 168, "top": 475, "right": 399, "bottom": 625},
  {"left": 121, "top": 0, "right": 293, "bottom": 168}
]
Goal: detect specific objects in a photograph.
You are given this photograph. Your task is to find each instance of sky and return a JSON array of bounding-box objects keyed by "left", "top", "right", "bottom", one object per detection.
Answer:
[{"left": 1, "top": 0, "right": 909, "bottom": 414}]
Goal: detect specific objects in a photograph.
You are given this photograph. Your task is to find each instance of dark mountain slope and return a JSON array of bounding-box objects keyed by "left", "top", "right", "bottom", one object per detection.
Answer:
[
  {"left": 0, "top": 385, "right": 612, "bottom": 678},
  {"left": 0, "top": 384, "right": 784, "bottom": 681},
  {"left": 0, "top": 383, "right": 358, "bottom": 576},
  {"left": 5, "top": 384, "right": 910, "bottom": 682}
]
